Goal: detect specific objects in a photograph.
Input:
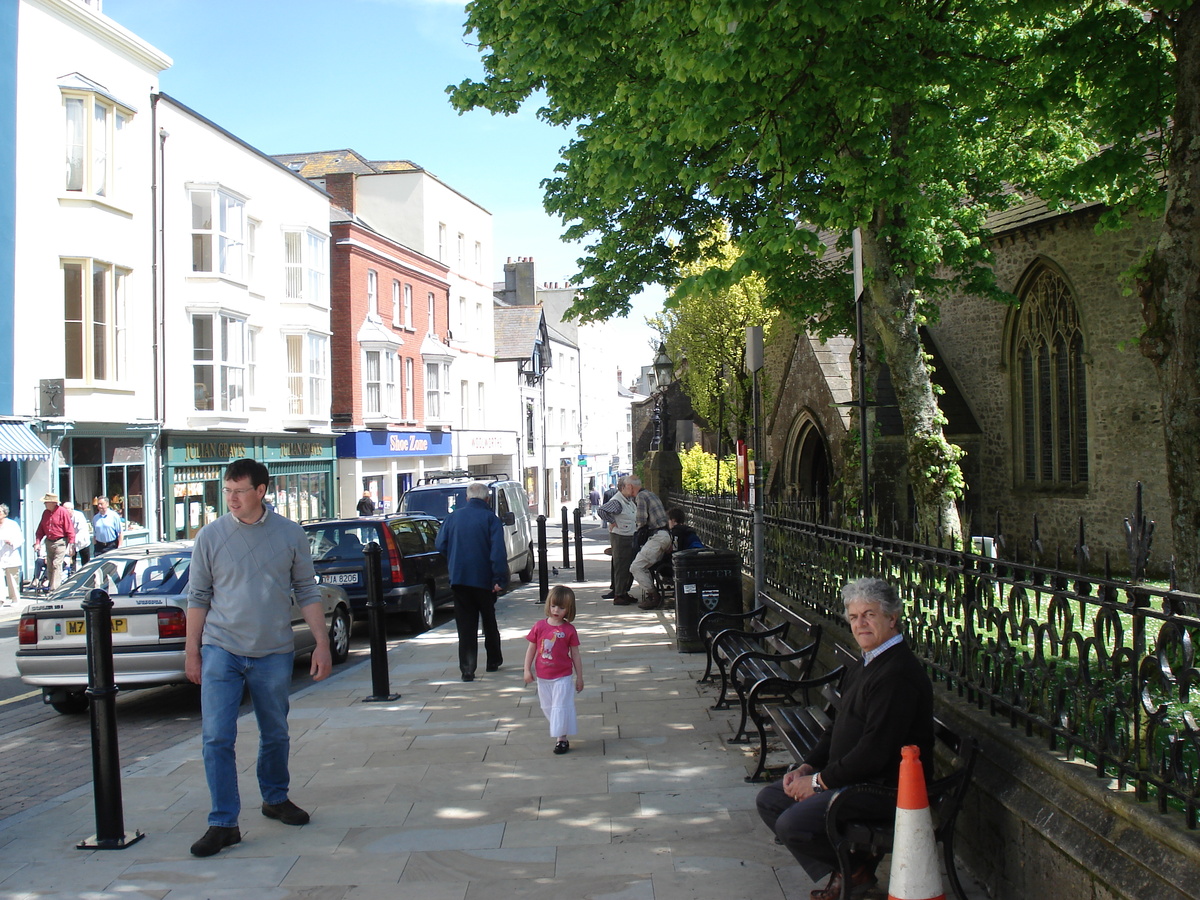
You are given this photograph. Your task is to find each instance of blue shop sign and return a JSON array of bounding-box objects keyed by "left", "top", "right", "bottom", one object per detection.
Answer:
[{"left": 336, "top": 430, "right": 453, "bottom": 459}]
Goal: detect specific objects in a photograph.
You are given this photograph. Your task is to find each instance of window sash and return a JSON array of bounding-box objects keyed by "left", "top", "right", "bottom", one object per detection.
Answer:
[
  {"left": 64, "top": 259, "right": 123, "bottom": 384},
  {"left": 192, "top": 313, "right": 245, "bottom": 412},
  {"left": 191, "top": 189, "right": 244, "bottom": 278},
  {"left": 64, "top": 93, "right": 126, "bottom": 197}
]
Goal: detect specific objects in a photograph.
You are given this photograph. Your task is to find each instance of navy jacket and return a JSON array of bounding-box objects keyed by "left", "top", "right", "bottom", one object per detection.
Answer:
[{"left": 435, "top": 497, "right": 508, "bottom": 590}]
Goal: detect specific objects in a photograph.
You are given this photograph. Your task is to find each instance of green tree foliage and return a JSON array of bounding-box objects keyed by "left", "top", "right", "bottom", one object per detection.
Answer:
[
  {"left": 449, "top": 0, "right": 1172, "bottom": 545},
  {"left": 648, "top": 235, "right": 776, "bottom": 447},
  {"left": 678, "top": 444, "right": 738, "bottom": 494}
]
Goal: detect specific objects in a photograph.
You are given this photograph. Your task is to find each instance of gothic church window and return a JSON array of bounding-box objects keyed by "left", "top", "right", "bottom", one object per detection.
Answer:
[{"left": 1012, "top": 265, "right": 1088, "bottom": 488}]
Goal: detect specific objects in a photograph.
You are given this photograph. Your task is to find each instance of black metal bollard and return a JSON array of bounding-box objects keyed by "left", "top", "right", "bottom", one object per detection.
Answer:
[
  {"left": 362, "top": 542, "right": 400, "bottom": 702},
  {"left": 560, "top": 506, "right": 570, "bottom": 567},
  {"left": 573, "top": 506, "right": 585, "bottom": 581},
  {"left": 77, "top": 588, "right": 143, "bottom": 850},
  {"left": 537, "top": 514, "right": 549, "bottom": 603}
]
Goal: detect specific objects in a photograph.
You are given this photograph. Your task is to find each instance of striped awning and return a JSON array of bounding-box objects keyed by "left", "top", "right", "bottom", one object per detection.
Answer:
[{"left": 0, "top": 423, "right": 51, "bottom": 461}]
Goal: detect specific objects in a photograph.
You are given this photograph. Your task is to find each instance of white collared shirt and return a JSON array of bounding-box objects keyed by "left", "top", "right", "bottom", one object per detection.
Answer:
[{"left": 863, "top": 633, "right": 904, "bottom": 666}]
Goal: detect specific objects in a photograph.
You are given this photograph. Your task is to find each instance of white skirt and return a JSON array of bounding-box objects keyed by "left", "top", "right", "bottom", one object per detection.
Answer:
[{"left": 536, "top": 673, "right": 577, "bottom": 738}]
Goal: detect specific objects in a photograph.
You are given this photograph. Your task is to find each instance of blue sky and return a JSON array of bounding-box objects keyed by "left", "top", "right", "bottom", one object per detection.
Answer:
[{"left": 103, "top": 0, "right": 663, "bottom": 379}]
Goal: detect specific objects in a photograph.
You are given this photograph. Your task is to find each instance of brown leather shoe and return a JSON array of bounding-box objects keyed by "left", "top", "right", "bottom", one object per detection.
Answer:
[{"left": 613, "top": 594, "right": 636, "bottom": 605}]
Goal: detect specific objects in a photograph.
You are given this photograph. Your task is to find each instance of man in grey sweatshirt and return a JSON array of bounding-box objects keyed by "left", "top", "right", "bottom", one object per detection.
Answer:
[{"left": 185, "top": 458, "right": 331, "bottom": 857}]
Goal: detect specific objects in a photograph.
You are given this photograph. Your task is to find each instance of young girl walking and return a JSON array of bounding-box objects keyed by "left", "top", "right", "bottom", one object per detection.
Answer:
[{"left": 524, "top": 585, "right": 584, "bottom": 754}]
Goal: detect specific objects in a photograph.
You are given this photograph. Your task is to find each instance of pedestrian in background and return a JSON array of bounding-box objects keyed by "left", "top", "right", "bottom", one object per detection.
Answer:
[
  {"left": 185, "top": 458, "right": 331, "bottom": 858},
  {"left": 356, "top": 491, "right": 376, "bottom": 516},
  {"left": 92, "top": 496, "right": 123, "bottom": 555},
  {"left": 435, "top": 481, "right": 507, "bottom": 681},
  {"left": 63, "top": 501, "right": 92, "bottom": 567},
  {"left": 596, "top": 476, "right": 637, "bottom": 605},
  {"left": 33, "top": 493, "right": 74, "bottom": 593},
  {"left": 0, "top": 504, "right": 22, "bottom": 606},
  {"left": 523, "top": 585, "right": 583, "bottom": 755}
]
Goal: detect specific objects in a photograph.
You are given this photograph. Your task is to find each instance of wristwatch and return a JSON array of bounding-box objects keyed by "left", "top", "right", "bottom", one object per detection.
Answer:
[{"left": 811, "top": 773, "right": 825, "bottom": 793}]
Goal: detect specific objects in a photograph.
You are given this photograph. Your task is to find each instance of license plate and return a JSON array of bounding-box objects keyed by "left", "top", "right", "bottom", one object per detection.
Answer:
[
  {"left": 65, "top": 618, "right": 128, "bottom": 635},
  {"left": 321, "top": 573, "right": 359, "bottom": 586}
]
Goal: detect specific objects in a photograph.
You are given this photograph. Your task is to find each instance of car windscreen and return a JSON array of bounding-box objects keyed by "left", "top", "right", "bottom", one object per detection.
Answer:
[
  {"left": 399, "top": 487, "right": 468, "bottom": 522},
  {"left": 53, "top": 554, "right": 192, "bottom": 600}
]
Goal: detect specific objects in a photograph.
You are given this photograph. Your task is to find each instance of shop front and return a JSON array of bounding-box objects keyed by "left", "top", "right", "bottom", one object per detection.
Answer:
[
  {"left": 51, "top": 429, "right": 159, "bottom": 546},
  {"left": 161, "top": 431, "right": 337, "bottom": 540},
  {"left": 334, "top": 429, "right": 453, "bottom": 517}
]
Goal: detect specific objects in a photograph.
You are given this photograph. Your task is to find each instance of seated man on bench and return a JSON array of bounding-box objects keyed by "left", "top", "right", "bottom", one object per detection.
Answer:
[{"left": 756, "top": 577, "right": 933, "bottom": 900}]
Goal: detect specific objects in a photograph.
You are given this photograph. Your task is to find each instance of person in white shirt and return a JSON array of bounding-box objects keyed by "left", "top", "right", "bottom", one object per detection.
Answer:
[
  {"left": 63, "top": 501, "right": 92, "bottom": 567},
  {"left": 0, "top": 504, "right": 23, "bottom": 606}
]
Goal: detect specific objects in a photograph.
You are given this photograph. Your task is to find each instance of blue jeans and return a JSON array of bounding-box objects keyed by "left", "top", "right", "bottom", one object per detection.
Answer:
[{"left": 200, "top": 645, "right": 295, "bottom": 827}]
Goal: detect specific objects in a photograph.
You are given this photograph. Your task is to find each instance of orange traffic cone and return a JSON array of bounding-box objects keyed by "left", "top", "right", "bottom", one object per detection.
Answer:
[{"left": 888, "top": 744, "right": 945, "bottom": 900}]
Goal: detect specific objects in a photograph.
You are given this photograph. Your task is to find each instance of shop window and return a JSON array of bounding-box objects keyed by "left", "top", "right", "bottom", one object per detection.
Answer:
[{"left": 62, "top": 436, "right": 146, "bottom": 532}]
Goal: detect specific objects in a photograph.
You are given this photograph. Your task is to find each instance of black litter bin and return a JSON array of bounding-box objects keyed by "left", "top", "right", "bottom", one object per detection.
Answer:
[{"left": 673, "top": 548, "right": 743, "bottom": 652}]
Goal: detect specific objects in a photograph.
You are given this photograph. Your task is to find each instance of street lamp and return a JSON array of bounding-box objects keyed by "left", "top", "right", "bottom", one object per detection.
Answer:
[{"left": 650, "top": 343, "right": 673, "bottom": 451}]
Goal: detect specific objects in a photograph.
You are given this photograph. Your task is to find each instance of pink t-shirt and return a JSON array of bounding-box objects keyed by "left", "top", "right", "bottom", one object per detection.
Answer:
[{"left": 526, "top": 618, "right": 579, "bottom": 679}]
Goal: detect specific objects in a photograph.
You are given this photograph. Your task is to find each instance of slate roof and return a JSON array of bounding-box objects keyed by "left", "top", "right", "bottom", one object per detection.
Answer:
[
  {"left": 494, "top": 305, "right": 546, "bottom": 361},
  {"left": 273, "top": 149, "right": 421, "bottom": 178}
]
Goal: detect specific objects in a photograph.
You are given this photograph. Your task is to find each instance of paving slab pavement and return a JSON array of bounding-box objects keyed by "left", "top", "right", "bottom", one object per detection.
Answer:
[{"left": 0, "top": 529, "right": 988, "bottom": 899}]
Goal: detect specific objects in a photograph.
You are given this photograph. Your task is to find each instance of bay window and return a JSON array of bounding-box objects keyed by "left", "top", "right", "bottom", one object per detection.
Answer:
[
  {"left": 285, "top": 332, "right": 328, "bottom": 416},
  {"left": 364, "top": 348, "right": 397, "bottom": 418},
  {"left": 283, "top": 229, "right": 327, "bottom": 303},
  {"left": 64, "top": 90, "right": 131, "bottom": 199},
  {"left": 190, "top": 187, "right": 246, "bottom": 280},
  {"left": 192, "top": 312, "right": 246, "bottom": 412},
  {"left": 64, "top": 259, "right": 128, "bottom": 384}
]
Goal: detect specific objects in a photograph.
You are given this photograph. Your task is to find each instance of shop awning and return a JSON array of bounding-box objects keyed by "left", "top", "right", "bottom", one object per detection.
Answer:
[{"left": 0, "top": 423, "right": 51, "bottom": 461}]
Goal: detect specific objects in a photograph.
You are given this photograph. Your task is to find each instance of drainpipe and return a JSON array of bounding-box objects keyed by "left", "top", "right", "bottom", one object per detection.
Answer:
[{"left": 151, "top": 94, "right": 168, "bottom": 539}]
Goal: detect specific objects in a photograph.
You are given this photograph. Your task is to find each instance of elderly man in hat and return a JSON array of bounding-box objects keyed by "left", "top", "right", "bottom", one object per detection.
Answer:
[{"left": 34, "top": 492, "right": 75, "bottom": 593}]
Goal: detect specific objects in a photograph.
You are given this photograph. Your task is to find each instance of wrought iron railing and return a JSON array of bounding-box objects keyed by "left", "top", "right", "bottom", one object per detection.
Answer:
[{"left": 676, "top": 491, "right": 1200, "bottom": 830}]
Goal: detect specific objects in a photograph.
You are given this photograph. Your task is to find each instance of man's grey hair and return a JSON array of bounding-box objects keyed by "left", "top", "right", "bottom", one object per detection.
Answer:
[
  {"left": 0, "top": 503, "right": 8, "bottom": 516},
  {"left": 841, "top": 577, "right": 903, "bottom": 620},
  {"left": 466, "top": 482, "right": 490, "bottom": 501},
  {"left": 625, "top": 476, "right": 642, "bottom": 490}
]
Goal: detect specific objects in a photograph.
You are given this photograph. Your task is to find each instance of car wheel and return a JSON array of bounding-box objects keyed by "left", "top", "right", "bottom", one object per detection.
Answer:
[
  {"left": 409, "top": 586, "right": 435, "bottom": 633},
  {"left": 519, "top": 544, "right": 534, "bottom": 583},
  {"left": 328, "top": 605, "right": 352, "bottom": 665},
  {"left": 48, "top": 689, "right": 88, "bottom": 715}
]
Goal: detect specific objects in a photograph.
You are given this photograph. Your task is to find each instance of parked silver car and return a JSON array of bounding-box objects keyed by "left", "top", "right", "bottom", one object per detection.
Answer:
[{"left": 15, "top": 541, "right": 352, "bottom": 715}]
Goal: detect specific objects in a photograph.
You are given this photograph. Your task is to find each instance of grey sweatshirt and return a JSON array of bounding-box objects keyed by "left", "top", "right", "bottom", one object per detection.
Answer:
[{"left": 187, "top": 510, "right": 321, "bottom": 657}]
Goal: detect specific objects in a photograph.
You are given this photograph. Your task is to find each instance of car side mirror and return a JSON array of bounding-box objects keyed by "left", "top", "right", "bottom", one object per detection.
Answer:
[{"left": 501, "top": 511, "right": 516, "bottom": 526}]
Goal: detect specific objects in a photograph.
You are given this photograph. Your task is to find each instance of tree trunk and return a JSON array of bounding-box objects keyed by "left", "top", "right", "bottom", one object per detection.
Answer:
[
  {"left": 860, "top": 226, "right": 966, "bottom": 546},
  {"left": 1141, "top": 2, "right": 1200, "bottom": 590}
]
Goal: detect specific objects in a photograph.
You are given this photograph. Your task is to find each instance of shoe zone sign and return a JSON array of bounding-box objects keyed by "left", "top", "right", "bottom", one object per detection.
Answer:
[{"left": 336, "top": 430, "right": 453, "bottom": 459}]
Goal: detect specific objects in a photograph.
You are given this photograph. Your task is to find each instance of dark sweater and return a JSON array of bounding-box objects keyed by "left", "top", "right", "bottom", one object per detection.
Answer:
[{"left": 805, "top": 639, "right": 934, "bottom": 790}]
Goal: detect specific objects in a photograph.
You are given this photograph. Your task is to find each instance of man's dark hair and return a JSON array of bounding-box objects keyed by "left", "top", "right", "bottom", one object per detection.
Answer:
[
  {"left": 667, "top": 507, "right": 687, "bottom": 524},
  {"left": 225, "top": 457, "right": 270, "bottom": 488}
]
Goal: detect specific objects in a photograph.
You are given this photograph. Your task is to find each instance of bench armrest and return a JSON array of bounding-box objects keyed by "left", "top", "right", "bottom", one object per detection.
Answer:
[{"left": 698, "top": 605, "right": 767, "bottom": 636}]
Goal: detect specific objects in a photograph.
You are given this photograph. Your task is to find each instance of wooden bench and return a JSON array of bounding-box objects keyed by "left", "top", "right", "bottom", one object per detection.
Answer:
[
  {"left": 825, "top": 719, "right": 979, "bottom": 900},
  {"left": 698, "top": 595, "right": 824, "bottom": 745},
  {"left": 748, "top": 663, "right": 850, "bottom": 783},
  {"left": 754, "top": 675, "right": 979, "bottom": 900}
]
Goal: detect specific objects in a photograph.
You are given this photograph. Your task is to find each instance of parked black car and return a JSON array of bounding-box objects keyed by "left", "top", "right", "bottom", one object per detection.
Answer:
[{"left": 302, "top": 514, "right": 453, "bottom": 631}]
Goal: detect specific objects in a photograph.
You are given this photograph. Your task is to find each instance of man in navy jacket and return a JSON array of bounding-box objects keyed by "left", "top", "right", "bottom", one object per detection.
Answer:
[{"left": 435, "top": 482, "right": 508, "bottom": 681}]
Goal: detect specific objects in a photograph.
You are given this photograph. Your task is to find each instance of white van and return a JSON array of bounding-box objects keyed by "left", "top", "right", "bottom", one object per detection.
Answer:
[{"left": 398, "top": 471, "right": 535, "bottom": 584}]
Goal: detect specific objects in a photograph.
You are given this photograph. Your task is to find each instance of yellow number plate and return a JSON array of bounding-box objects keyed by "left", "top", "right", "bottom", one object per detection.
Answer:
[{"left": 65, "top": 618, "right": 128, "bottom": 635}]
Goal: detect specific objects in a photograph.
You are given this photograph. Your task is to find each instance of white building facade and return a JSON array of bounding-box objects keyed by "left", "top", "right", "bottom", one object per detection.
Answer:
[
  {"left": 12, "top": 0, "right": 171, "bottom": 553},
  {"left": 154, "top": 95, "right": 336, "bottom": 539}
]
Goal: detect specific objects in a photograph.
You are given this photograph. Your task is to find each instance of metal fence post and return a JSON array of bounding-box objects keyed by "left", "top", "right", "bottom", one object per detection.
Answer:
[
  {"left": 77, "top": 588, "right": 144, "bottom": 850},
  {"left": 362, "top": 541, "right": 399, "bottom": 702}
]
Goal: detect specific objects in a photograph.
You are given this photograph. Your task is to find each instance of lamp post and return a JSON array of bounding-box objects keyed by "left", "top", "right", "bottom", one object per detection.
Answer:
[{"left": 650, "top": 342, "right": 674, "bottom": 451}]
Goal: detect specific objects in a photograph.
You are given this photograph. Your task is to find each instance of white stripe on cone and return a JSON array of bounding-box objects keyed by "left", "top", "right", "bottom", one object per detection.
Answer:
[{"left": 888, "top": 804, "right": 945, "bottom": 900}]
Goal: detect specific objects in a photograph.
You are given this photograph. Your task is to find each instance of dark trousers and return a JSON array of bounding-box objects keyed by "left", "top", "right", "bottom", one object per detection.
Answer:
[
  {"left": 610, "top": 532, "right": 635, "bottom": 597},
  {"left": 756, "top": 780, "right": 892, "bottom": 881},
  {"left": 95, "top": 540, "right": 119, "bottom": 555},
  {"left": 453, "top": 584, "right": 502, "bottom": 676}
]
